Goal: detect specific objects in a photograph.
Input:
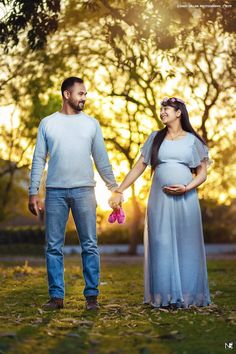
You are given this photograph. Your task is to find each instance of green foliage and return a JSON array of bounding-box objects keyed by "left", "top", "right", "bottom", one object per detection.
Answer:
[
  {"left": 0, "top": 166, "right": 29, "bottom": 222},
  {"left": 1, "top": 0, "right": 234, "bottom": 52},
  {"left": 0, "top": 0, "right": 61, "bottom": 51},
  {"left": 201, "top": 199, "right": 236, "bottom": 243},
  {"left": 0, "top": 243, "right": 44, "bottom": 256},
  {"left": 29, "top": 91, "right": 61, "bottom": 124},
  {"left": 0, "top": 226, "right": 45, "bottom": 244}
]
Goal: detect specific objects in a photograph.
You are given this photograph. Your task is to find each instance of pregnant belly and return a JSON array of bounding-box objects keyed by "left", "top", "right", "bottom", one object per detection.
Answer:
[{"left": 155, "top": 163, "right": 193, "bottom": 187}]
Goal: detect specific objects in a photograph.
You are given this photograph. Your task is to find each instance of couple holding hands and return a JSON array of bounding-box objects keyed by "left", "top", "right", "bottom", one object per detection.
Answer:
[{"left": 28, "top": 77, "right": 211, "bottom": 311}]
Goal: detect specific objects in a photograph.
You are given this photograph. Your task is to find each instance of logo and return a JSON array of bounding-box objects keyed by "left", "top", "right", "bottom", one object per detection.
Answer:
[{"left": 225, "top": 342, "right": 234, "bottom": 349}]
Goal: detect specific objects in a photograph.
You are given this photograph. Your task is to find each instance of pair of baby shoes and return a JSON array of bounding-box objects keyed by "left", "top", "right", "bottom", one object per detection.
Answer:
[{"left": 108, "top": 207, "right": 126, "bottom": 224}]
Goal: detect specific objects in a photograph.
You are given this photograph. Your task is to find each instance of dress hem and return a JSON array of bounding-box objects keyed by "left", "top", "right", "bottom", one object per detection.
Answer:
[{"left": 143, "top": 298, "right": 211, "bottom": 309}]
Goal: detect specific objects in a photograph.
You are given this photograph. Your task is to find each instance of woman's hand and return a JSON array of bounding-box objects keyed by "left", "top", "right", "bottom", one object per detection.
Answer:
[{"left": 163, "top": 184, "right": 187, "bottom": 196}]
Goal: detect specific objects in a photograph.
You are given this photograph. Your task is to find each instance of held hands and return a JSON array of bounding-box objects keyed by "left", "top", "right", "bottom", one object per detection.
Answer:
[
  {"left": 163, "top": 184, "right": 187, "bottom": 196},
  {"left": 108, "top": 190, "right": 124, "bottom": 210},
  {"left": 108, "top": 190, "right": 125, "bottom": 224}
]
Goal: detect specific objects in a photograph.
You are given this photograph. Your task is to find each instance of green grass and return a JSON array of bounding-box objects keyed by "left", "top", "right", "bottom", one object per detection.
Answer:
[{"left": 0, "top": 257, "right": 235, "bottom": 354}]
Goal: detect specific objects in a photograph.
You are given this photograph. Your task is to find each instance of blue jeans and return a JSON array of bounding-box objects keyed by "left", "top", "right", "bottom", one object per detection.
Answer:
[{"left": 45, "top": 186, "right": 99, "bottom": 299}]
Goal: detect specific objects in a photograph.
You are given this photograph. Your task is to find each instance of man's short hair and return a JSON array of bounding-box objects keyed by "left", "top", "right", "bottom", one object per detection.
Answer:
[{"left": 61, "top": 77, "right": 84, "bottom": 97}]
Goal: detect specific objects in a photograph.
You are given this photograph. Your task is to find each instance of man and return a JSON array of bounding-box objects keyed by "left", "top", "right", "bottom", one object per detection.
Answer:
[{"left": 28, "top": 77, "right": 123, "bottom": 310}]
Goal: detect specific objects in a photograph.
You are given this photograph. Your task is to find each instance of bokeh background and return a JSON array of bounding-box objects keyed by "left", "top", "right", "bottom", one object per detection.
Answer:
[{"left": 0, "top": 0, "right": 235, "bottom": 255}]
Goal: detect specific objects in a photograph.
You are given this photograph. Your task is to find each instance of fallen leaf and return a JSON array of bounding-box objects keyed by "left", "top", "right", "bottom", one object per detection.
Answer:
[
  {"left": 158, "top": 308, "right": 169, "bottom": 313},
  {"left": 77, "top": 320, "right": 94, "bottom": 326},
  {"left": 59, "top": 318, "right": 78, "bottom": 323},
  {"left": 208, "top": 303, "right": 218, "bottom": 309},
  {"left": 214, "top": 291, "right": 223, "bottom": 296},
  {"left": 31, "top": 318, "right": 43, "bottom": 324},
  {"left": 103, "top": 304, "right": 122, "bottom": 308}
]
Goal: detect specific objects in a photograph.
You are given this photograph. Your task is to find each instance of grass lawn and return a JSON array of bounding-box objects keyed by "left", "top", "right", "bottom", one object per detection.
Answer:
[{"left": 0, "top": 256, "right": 235, "bottom": 354}]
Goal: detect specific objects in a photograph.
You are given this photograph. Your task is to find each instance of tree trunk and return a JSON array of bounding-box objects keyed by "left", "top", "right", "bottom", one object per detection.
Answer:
[
  {"left": 128, "top": 183, "right": 142, "bottom": 255},
  {"left": 0, "top": 168, "right": 15, "bottom": 221}
]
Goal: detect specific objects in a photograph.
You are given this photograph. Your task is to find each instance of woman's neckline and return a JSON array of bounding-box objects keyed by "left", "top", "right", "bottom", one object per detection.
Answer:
[{"left": 164, "top": 131, "right": 189, "bottom": 142}]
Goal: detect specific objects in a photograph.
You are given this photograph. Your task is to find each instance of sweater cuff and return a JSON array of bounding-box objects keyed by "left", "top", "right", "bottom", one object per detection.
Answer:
[
  {"left": 29, "top": 186, "right": 39, "bottom": 195},
  {"left": 109, "top": 184, "right": 119, "bottom": 192}
]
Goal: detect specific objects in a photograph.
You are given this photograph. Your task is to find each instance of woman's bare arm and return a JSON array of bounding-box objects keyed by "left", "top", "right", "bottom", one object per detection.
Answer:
[
  {"left": 186, "top": 160, "right": 207, "bottom": 191},
  {"left": 116, "top": 155, "right": 148, "bottom": 192},
  {"left": 109, "top": 155, "right": 148, "bottom": 206}
]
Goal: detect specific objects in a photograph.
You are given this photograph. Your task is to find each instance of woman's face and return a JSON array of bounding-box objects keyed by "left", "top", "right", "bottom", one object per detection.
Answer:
[{"left": 160, "top": 105, "right": 180, "bottom": 125}]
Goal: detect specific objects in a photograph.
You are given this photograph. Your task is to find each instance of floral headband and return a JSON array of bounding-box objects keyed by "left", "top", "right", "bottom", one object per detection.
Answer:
[{"left": 160, "top": 97, "right": 186, "bottom": 105}]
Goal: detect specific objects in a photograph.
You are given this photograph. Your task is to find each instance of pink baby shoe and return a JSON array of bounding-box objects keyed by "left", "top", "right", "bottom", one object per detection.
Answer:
[
  {"left": 108, "top": 207, "right": 126, "bottom": 224},
  {"left": 108, "top": 210, "right": 117, "bottom": 223},
  {"left": 116, "top": 207, "right": 126, "bottom": 224}
]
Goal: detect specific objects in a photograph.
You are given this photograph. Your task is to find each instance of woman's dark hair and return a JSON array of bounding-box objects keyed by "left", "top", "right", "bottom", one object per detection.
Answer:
[
  {"left": 150, "top": 97, "right": 207, "bottom": 174},
  {"left": 61, "top": 77, "right": 84, "bottom": 98}
]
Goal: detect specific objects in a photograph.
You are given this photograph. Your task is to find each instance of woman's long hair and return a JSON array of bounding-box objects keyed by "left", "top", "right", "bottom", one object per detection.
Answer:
[{"left": 150, "top": 98, "right": 207, "bottom": 175}]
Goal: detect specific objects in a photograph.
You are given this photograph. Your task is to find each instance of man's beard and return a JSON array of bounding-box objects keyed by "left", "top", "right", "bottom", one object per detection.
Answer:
[{"left": 68, "top": 100, "right": 85, "bottom": 112}]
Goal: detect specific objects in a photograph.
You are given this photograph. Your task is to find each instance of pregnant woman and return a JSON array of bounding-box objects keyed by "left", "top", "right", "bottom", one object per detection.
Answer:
[{"left": 109, "top": 97, "right": 211, "bottom": 309}]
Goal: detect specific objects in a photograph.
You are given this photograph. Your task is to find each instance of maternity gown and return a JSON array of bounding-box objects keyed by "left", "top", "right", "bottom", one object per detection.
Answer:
[{"left": 141, "top": 131, "right": 211, "bottom": 308}]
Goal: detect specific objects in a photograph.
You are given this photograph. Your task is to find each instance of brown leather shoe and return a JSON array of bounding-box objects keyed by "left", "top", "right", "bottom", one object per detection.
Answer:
[
  {"left": 42, "top": 297, "right": 64, "bottom": 311},
  {"left": 85, "top": 296, "right": 99, "bottom": 310}
]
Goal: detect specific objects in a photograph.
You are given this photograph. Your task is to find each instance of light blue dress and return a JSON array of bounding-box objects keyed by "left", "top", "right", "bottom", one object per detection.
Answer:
[{"left": 141, "top": 131, "right": 211, "bottom": 308}]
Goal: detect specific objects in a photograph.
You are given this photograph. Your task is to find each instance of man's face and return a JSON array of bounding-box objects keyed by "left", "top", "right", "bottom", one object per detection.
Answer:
[{"left": 65, "top": 83, "right": 87, "bottom": 112}]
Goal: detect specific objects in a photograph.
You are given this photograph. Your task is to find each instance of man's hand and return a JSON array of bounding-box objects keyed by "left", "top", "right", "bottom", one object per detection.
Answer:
[
  {"left": 28, "top": 195, "right": 44, "bottom": 216},
  {"left": 108, "top": 192, "right": 124, "bottom": 210},
  {"left": 163, "top": 184, "right": 187, "bottom": 196}
]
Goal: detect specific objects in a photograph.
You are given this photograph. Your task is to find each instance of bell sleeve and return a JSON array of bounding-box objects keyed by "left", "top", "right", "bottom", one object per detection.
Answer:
[
  {"left": 140, "top": 131, "right": 157, "bottom": 166},
  {"left": 189, "top": 136, "right": 212, "bottom": 168}
]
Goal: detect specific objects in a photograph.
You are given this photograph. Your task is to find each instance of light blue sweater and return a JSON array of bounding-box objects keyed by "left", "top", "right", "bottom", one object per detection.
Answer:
[{"left": 29, "top": 111, "right": 118, "bottom": 195}]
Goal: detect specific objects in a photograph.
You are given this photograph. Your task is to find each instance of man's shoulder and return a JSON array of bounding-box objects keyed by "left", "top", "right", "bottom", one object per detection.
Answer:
[
  {"left": 39, "top": 112, "right": 59, "bottom": 127},
  {"left": 82, "top": 112, "right": 99, "bottom": 125}
]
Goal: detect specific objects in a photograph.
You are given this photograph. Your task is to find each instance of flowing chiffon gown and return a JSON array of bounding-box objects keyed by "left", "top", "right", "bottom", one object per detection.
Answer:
[{"left": 141, "top": 131, "right": 211, "bottom": 308}]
